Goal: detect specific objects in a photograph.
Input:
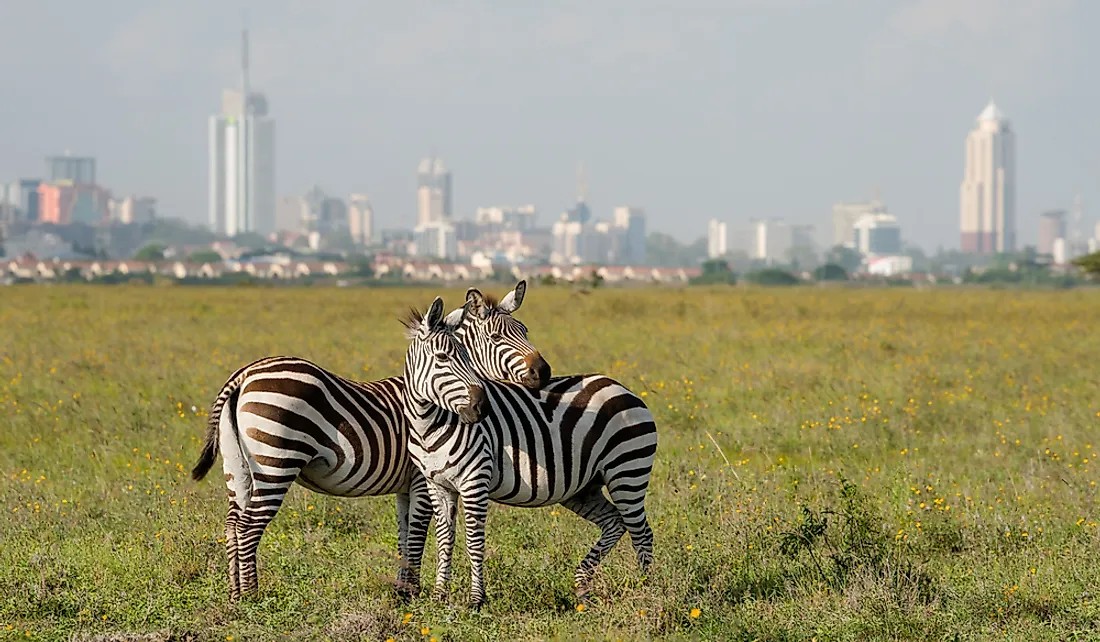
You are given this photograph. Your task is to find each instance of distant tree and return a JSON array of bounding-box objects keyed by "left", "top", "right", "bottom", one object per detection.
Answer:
[
  {"left": 745, "top": 268, "right": 799, "bottom": 286},
  {"left": 349, "top": 255, "right": 374, "bottom": 277},
  {"left": 787, "top": 245, "right": 820, "bottom": 271},
  {"left": 1072, "top": 251, "right": 1100, "bottom": 278},
  {"left": 690, "top": 259, "right": 737, "bottom": 285},
  {"left": 133, "top": 243, "right": 166, "bottom": 261},
  {"left": 140, "top": 218, "right": 217, "bottom": 246},
  {"left": 188, "top": 250, "right": 223, "bottom": 264},
  {"left": 824, "top": 245, "right": 862, "bottom": 273},
  {"left": 813, "top": 263, "right": 848, "bottom": 281},
  {"left": 233, "top": 232, "right": 270, "bottom": 250}
]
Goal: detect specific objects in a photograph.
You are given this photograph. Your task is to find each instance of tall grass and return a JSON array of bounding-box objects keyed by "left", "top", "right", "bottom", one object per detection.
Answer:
[{"left": 1, "top": 286, "right": 1098, "bottom": 641}]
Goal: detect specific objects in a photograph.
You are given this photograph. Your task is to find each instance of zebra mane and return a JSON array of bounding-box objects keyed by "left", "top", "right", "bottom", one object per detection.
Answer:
[
  {"left": 481, "top": 293, "right": 500, "bottom": 309},
  {"left": 401, "top": 307, "right": 425, "bottom": 340}
]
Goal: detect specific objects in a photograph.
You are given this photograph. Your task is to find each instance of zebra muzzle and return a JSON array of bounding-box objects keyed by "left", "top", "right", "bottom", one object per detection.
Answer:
[{"left": 459, "top": 384, "right": 488, "bottom": 424}]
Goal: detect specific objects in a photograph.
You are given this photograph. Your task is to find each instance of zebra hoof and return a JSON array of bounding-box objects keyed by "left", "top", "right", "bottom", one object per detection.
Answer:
[
  {"left": 431, "top": 588, "right": 449, "bottom": 603},
  {"left": 467, "top": 598, "right": 486, "bottom": 611}
]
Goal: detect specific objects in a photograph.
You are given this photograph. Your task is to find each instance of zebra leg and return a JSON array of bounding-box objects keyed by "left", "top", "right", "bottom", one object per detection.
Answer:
[
  {"left": 236, "top": 469, "right": 296, "bottom": 598},
  {"left": 224, "top": 502, "right": 243, "bottom": 601},
  {"left": 561, "top": 487, "right": 627, "bottom": 597},
  {"left": 395, "top": 488, "right": 413, "bottom": 599},
  {"left": 426, "top": 481, "right": 458, "bottom": 602},
  {"left": 607, "top": 480, "right": 655, "bottom": 575},
  {"left": 458, "top": 484, "right": 490, "bottom": 609},
  {"left": 220, "top": 425, "right": 253, "bottom": 602},
  {"left": 403, "top": 472, "right": 433, "bottom": 599}
]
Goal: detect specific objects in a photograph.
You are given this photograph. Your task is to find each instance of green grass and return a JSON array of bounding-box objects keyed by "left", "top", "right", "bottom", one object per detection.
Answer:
[{"left": 2, "top": 285, "right": 1099, "bottom": 641}]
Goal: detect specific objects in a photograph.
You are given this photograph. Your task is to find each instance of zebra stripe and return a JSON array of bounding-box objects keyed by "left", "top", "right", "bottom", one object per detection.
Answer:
[
  {"left": 191, "top": 355, "right": 433, "bottom": 601},
  {"left": 191, "top": 284, "right": 543, "bottom": 602},
  {"left": 403, "top": 298, "right": 657, "bottom": 608}
]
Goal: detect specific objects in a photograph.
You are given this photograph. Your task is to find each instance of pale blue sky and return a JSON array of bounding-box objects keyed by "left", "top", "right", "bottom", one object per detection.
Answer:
[{"left": 0, "top": 1, "right": 1096, "bottom": 250}]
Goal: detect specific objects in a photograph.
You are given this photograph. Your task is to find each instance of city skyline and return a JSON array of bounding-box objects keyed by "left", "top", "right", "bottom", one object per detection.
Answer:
[{"left": 1, "top": 2, "right": 1098, "bottom": 249}]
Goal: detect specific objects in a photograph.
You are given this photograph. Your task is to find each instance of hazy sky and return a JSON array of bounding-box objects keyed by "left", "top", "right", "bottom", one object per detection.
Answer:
[{"left": 1, "top": 1, "right": 1097, "bottom": 250}]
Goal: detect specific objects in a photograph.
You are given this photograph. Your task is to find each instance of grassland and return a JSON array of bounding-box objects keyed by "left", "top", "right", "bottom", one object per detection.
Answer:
[{"left": 2, "top": 285, "right": 1099, "bottom": 641}]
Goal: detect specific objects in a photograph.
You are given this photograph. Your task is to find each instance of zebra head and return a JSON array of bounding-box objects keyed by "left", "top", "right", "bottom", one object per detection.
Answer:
[
  {"left": 402, "top": 297, "right": 489, "bottom": 425},
  {"left": 444, "top": 280, "right": 552, "bottom": 391}
]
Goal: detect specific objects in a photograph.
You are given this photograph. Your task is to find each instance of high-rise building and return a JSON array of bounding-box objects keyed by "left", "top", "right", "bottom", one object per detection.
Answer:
[
  {"left": 46, "top": 153, "right": 96, "bottom": 184},
  {"left": 112, "top": 196, "right": 157, "bottom": 224},
  {"left": 209, "top": 30, "right": 276, "bottom": 237},
  {"left": 707, "top": 220, "right": 728, "bottom": 258},
  {"left": 750, "top": 219, "right": 794, "bottom": 264},
  {"left": 612, "top": 206, "right": 647, "bottom": 264},
  {"left": 475, "top": 205, "right": 537, "bottom": 230},
  {"left": 275, "top": 196, "right": 308, "bottom": 234},
  {"left": 1037, "top": 210, "right": 1067, "bottom": 257},
  {"left": 417, "top": 158, "right": 452, "bottom": 226},
  {"left": 832, "top": 199, "right": 887, "bottom": 248},
  {"left": 414, "top": 220, "right": 457, "bottom": 259},
  {"left": 960, "top": 100, "right": 1015, "bottom": 254},
  {"left": 37, "top": 181, "right": 111, "bottom": 225},
  {"left": 318, "top": 197, "right": 348, "bottom": 235},
  {"left": 348, "top": 194, "right": 374, "bottom": 246},
  {"left": 853, "top": 213, "right": 902, "bottom": 255},
  {"left": 3, "top": 179, "right": 43, "bottom": 221}
]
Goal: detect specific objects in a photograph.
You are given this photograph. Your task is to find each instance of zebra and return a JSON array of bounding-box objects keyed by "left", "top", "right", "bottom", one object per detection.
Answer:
[
  {"left": 444, "top": 279, "right": 551, "bottom": 389},
  {"left": 189, "top": 283, "right": 550, "bottom": 601},
  {"left": 402, "top": 294, "right": 658, "bottom": 608}
]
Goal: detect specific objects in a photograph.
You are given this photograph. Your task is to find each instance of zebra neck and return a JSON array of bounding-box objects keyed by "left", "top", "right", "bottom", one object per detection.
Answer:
[{"left": 402, "top": 389, "right": 460, "bottom": 438}]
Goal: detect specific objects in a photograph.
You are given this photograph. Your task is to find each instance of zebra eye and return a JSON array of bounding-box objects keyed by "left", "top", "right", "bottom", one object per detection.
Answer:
[
  {"left": 435, "top": 352, "right": 450, "bottom": 362},
  {"left": 490, "top": 332, "right": 503, "bottom": 341}
]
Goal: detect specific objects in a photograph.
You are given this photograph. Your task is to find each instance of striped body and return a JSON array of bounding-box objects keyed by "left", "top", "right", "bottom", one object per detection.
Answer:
[
  {"left": 192, "top": 356, "right": 432, "bottom": 601},
  {"left": 404, "top": 334, "right": 657, "bottom": 606}
]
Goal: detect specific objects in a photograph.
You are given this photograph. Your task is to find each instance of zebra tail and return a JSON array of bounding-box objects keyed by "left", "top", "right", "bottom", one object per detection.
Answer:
[{"left": 191, "top": 372, "right": 244, "bottom": 481}]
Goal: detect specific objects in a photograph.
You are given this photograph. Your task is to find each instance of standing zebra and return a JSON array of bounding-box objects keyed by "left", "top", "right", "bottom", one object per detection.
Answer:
[
  {"left": 403, "top": 294, "right": 658, "bottom": 608},
  {"left": 190, "top": 282, "right": 550, "bottom": 601}
]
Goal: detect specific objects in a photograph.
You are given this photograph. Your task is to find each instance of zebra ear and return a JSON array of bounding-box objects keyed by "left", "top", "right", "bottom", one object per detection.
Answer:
[
  {"left": 443, "top": 305, "right": 467, "bottom": 330},
  {"left": 466, "top": 288, "right": 489, "bottom": 319},
  {"left": 424, "top": 297, "right": 446, "bottom": 331},
  {"left": 444, "top": 301, "right": 469, "bottom": 332},
  {"left": 498, "top": 280, "right": 526, "bottom": 314}
]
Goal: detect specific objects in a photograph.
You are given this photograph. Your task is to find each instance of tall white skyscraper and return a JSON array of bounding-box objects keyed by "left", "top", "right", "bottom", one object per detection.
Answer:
[
  {"left": 960, "top": 100, "right": 1015, "bottom": 254},
  {"left": 707, "top": 219, "right": 728, "bottom": 259},
  {"left": 209, "top": 31, "right": 276, "bottom": 238},
  {"left": 416, "top": 158, "right": 451, "bottom": 226}
]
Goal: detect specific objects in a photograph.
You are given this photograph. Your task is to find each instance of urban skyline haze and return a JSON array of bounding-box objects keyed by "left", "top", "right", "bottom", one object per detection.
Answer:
[{"left": 1, "top": 1, "right": 1097, "bottom": 250}]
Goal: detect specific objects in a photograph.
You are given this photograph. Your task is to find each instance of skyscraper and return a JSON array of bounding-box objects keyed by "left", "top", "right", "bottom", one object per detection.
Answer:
[
  {"left": 46, "top": 153, "right": 96, "bottom": 184},
  {"left": 960, "top": 101, "right": 1015, "bottom": 254},
  {"left": 209, "top": 30, "right": 276, "bottom": 237},
  {"left": 832, "top": 199, "right": 887, "bottom": 248},
  {"left": 1037, "top": 210, "right": 1067, "bottom": 257},
  {"left": 707, "top": 220, "right": 728, "bottom": 259},
  {"left": 416, "top": 158, "right": 451, "bottom": 226},
  {"left": 348, "top": 194, "right": 374, "bottom": 246},
  {"left": 612, "top": 206, "right": 647, "bottom": 264}
]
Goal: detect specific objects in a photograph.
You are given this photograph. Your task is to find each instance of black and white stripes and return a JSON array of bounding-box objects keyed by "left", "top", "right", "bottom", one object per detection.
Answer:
[
  {"left": 191, "top": 284, "right": 547, "bottom": 602},
  {"left": 403, "top": 288, "right": 658, "bottom": 607},
  {"left": 191, "top": 356, "right": 432, "bottom": 601}
]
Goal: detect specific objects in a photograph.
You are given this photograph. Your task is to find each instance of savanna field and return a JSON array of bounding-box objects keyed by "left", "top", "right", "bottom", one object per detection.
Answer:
[{"left": 2, "top": 285, "right": 1099, "bottom": 642}]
